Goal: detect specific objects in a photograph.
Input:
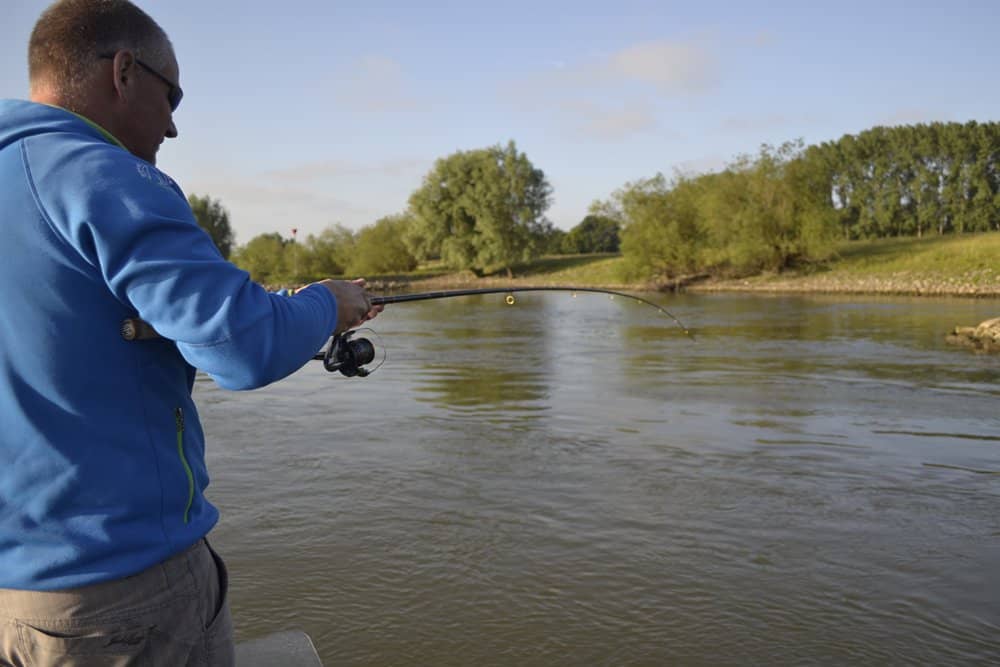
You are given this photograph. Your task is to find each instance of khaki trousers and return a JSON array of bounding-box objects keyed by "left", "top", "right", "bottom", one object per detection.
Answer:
[{"left": 0, "top": 539, "right": 234, "bottom": 667}]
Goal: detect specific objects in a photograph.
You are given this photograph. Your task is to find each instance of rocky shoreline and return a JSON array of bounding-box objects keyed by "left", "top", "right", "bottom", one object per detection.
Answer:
[
  {"left": 370, "top": 269, "right": 1000, "bottom": 299},
  {"left": 684, "top": 272, "right": 1000, "bottom": 298},
  {"left": 946, "top": 317, "right": 1000, "bottom": 353}
]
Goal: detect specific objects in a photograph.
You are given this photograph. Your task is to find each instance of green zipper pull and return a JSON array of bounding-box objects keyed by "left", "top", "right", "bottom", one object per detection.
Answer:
[{"left": 174, "top": 407, "right": 194, "bottom": 524}]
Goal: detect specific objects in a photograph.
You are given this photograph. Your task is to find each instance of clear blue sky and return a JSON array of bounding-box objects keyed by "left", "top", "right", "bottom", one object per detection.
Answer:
[{"left": 4, "top": 0, "right": 998, "bottom": 244}]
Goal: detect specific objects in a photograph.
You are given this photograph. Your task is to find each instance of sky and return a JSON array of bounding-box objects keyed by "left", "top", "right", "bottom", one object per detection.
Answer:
[{"left": 3, "top": 0, "right": 999, "bottom": 245}]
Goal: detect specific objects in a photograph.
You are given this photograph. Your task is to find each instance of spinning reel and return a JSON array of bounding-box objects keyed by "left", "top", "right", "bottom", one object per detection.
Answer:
[{"left": 320, "top": 329, "right": 383, "bottom": 377}]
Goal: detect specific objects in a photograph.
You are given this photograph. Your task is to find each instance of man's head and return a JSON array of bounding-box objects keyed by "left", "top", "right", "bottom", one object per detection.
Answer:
[{"left": 29, "top": 0, "right": 180, "bottom": 165}]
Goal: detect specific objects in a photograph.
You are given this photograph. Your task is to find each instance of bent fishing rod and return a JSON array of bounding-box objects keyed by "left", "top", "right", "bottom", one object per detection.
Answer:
[{"left": 121, "top": 286, "right": 693, "bottom": 378}]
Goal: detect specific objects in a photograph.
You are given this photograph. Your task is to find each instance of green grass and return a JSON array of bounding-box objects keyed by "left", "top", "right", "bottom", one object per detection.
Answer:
[
  {"left": 356, "top": 260, "right": 452, "bottom": 284},
  {"left": 369, "top": 253, "right": 630, "bottom": 289},
  {"left": 501, "top": 253, "right": 627, "bottom": 285},
  {"left": 833, "top": 233, "right": 999, "bottom": 272},
  {"left": 825, "top": 233, "right": 999, "bottom": 285}
]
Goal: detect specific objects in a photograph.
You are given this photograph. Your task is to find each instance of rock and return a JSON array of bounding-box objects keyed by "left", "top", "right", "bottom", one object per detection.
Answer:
[{"left": 946, "top": 317, "right": 1000, "bottom": 353}]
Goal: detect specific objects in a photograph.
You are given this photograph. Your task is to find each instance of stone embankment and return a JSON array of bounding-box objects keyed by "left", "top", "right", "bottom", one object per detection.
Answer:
[
  {"left": 946, "top": 317, "right": 1000, "bottom": 353},
  {"left": 685, "top": 271, "right": 1000, "bottom": 297}
]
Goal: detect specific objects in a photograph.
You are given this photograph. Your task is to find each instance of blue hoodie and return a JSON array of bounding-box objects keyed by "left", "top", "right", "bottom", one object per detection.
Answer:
[{"left": 0, "top": 100, "right": 339, "bottom": 590}]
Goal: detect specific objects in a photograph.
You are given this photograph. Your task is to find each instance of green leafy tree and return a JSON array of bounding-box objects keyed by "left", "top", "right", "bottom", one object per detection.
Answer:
[
  {"left": 780, "top": 144, "right": 841, "bottom": 262},
  {"left": 618, "top": 173, "right": 707, "bottom": 281},
  {"left": 609, "top": 122, "right": 1000, "bottom": 284},
  {"left": 562, "top": 214, "right": 621, "bottom": 253},
  {"left": 704, "top": 141, "right": 837, "bottom": 275},
  {"left": 407, "top": 140, "right": 552, "bottom": 274},
  {"left": 617, "top": 141, "right": 838, "bottom": 282},
  {"left": 807, "top": 121, "right": 1000, "bottom": 238},
  {"left": 532, "top": 220, "right": 566, "bottom": 255},
  {"left": 347, "top": 214, "right": 419, "bottom": 275},
  {"left": 300, "top": 225, "right": 356, "bottom": 279},
  {"left": 187, "top": 194, "right": 235, "bottom": 259},
  {"left": 231, "top": 233, "right": 287, "bottom": 284},
  {"left": 586, "top": 198, "right": 625, "bottom": 223}
]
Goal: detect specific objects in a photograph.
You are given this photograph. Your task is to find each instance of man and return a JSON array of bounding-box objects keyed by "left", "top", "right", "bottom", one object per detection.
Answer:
[{"left": 0, "top": 1, "right": 381, "bottom": 664}]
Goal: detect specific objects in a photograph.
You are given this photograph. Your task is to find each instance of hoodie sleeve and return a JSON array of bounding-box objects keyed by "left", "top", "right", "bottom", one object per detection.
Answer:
[{"left": 25, "top": 138, "right": 338, "bottom": 390}]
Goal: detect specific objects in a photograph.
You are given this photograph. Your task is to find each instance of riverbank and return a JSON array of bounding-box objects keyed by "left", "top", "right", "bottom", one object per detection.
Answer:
[
  {"left": 369, "top": 234, "right": 1000, "bottom": 299},
  {"left": 370, "top": 265, "right": 1000, "bottom": 300},
  {"left": 684, "top": 270, "right": 1000, "bottom": 297},
  {"left": 371, "top": 270, "right": 1000, "bottom": 298},
  {"left": 687, "top": 234, "right": 1000, "bottom": 297}
]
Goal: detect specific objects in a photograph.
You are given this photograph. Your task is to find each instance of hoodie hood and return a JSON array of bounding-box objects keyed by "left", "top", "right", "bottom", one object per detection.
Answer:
[{"left": 0, "top": 99, "right": 123, "bottom": 153}]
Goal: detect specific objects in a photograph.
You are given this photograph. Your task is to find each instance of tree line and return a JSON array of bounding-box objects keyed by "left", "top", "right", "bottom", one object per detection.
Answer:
[
  {"left": 188, "top": 121, "right": 999, "bottom": 285},
  {"left": 809, "top": 121, "right": 1000, "bottom": 239}
]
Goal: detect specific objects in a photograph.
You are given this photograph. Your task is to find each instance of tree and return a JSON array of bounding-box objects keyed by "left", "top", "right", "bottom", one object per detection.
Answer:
[
  {"left": 618, "top": 173, "right": 706, "bottom": 281},
  {"left": 615, "top": 141, "right": 838, "bottom": 282},
  {"left": 300, "top": 224, "right": 356, "bottom": 278},
  {"left": 804, "top": 121, "right": 1000, "bottom": 239},
  {"left": 702, "top": 141, "right": 837, "bottom": 275},
  {"left": 587, "top": 197, "right": 625, "bottom": 223},
  {"left": 531, "top": 219, "right": 566, "bottom": 255},
  {"left": 562, "top": 214, "right": 621, "bottom": 253},
  {"left": 230, "top": 233, "right": 287, "bottom": 284},
  {"left": 188, "top": 194, "right": 235, "bottom": 259},
  {"left": 406, "top": 140, "right": 552, "bottom": 274},
  {"left": 347, "top": 214, "right": 418, "bottom": 275}
]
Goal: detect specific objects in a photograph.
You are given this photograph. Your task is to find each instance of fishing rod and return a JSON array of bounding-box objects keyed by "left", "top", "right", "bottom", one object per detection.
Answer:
[
  {"left": 322, "top": 287, "right": 693, "bottom": 377},
  {"left": 371, "top": 287, "right": 689, "bottom": 332},
  {"left": 122, "top": 286, "right": 693, "bottom": 378}
]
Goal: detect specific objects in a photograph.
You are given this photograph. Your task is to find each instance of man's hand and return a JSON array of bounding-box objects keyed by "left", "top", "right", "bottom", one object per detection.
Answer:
[{"left": 310, "top": 278, "right": 384, "bottom": 333}]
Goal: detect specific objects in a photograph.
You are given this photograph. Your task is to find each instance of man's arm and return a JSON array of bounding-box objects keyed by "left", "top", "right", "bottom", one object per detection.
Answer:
[{"left": 31, "top": 143, "right": 374, "bottom": 389}]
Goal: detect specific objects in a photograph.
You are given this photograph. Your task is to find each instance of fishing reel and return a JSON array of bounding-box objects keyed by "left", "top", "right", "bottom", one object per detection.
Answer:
[{"left": 321, "top": 329, "right": 384, "bottom": 377}]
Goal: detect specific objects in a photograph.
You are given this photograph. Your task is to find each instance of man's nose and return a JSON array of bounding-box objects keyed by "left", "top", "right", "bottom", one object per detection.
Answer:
[{"left": 166, "top": 117, "right": 178, "bottom": 139}]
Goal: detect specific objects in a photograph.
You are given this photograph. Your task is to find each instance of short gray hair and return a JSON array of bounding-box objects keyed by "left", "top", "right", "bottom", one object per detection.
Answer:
[{"left": 29, "top": 0, "right": 173, "bottom": 97}]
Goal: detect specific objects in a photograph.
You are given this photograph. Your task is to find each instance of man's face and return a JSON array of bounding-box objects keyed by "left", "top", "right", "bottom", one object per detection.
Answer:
[{"left": 118, "top": 52, "right": 180, "bottom": 165}]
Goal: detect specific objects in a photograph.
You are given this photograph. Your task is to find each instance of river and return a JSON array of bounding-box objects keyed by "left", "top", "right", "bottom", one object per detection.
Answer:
[{"left": 196, "top": 292, "right": 1000, "bottom": 666}]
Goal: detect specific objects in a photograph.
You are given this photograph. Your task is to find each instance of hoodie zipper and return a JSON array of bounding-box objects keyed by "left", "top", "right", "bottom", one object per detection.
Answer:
[{"left": 174, "top": 407, "right": 195, "bottom": 524}]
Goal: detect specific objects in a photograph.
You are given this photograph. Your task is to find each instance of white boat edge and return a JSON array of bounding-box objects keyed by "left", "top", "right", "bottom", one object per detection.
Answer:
[{"left": 235, "top": 630, "right": 323, "bottom": 667}]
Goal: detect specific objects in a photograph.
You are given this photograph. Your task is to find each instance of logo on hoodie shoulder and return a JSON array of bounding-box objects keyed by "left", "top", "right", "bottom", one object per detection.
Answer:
[{"left": 135, "top": 162, "right": 176, "bottom": 189}]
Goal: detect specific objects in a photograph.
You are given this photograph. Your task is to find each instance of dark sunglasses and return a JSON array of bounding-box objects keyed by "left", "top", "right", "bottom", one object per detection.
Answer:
[{"left": 99, "top": 53, "right": 183, "bottom": 111}]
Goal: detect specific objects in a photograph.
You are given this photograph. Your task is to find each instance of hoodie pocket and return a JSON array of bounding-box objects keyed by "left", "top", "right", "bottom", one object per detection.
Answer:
[{"left": 174, "top": 407, "right": 195, "bottom": 524}]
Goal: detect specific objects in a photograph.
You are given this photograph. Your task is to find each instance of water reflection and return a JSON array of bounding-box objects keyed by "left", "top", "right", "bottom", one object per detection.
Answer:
[
  {"left": 620, "top": 293, "right": 1000, "bottom": 399},
  {"left": 413, "top": 364, "right": 548, "bottom": 413},
  {"left": 406, "top": 294, "right": 554, "bottom": 415}
]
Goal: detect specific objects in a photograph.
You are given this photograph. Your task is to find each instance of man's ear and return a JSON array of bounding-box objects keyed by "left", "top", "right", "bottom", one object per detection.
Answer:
[{"left": 109, "top": 51, "right": 138, "bottom": 103}]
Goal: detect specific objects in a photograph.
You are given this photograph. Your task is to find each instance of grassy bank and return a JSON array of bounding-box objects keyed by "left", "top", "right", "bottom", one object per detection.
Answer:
[
  {"left": 691, "top": 233, "right": 1000, "bottom": 297},
  {"left": 367, "top": 233, "right": 1000, "bottom": 298}
]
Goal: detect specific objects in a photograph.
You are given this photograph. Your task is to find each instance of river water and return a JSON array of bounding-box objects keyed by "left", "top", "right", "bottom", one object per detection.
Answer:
[{"left": 196, "top": 293, "right": 1000, "bottom": 666}]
